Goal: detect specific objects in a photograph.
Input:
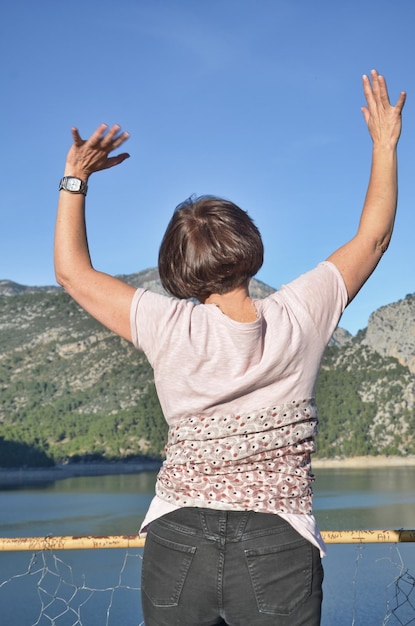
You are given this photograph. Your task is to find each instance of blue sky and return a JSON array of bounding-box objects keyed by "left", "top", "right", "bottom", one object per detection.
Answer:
[{"left": 2, "top": 0, "right": 414, "bottom": 334}]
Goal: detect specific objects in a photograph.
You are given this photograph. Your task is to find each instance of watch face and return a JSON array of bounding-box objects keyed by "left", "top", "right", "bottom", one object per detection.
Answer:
[{"left": 67, "top": 178, "right": 82, "bottom": 192}]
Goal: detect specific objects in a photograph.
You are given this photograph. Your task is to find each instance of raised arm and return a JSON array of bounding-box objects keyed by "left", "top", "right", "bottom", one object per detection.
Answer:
[
  {"left": 327, "top": 70, "right": 406, "bottom": 303},
  {"left": 54, "top": 124, "right": 136, "bottom": 341}
]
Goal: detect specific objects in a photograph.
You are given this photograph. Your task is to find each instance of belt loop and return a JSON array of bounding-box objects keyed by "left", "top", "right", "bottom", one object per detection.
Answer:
[
  {"left": 200, "top": 508, "right": 224, "bottom": 542},
  {"left": 218, "top": 511, "right": 227, "bottom": 548},
  {"left": 234, "top": 510, "right": 250, "bottom": 540}
]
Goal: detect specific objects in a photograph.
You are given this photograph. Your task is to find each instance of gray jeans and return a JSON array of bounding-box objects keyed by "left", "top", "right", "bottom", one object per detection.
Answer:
[{"left": 141, "top": 507, "right": 323, "bottom": 625}]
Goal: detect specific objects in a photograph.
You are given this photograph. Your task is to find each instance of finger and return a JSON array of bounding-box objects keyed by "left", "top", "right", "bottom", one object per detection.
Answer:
[
  {"left": 376, "top": 74, "right": 406, "bottom": 113},
  {"left": 362, "top": 73, "right": 376, "bottom": 109},
  {"left": 369, "top": 69, "right": 385, "bottom": 107},
  {"left": 360, "top": 106, "right": 370, "bottom": 126},
  {"left": 375, "top": 73, "right": 392, "bottom": 108},
  {"left": 87, "top": 123, "right": 110, "bottom": 147},
  {"left": 71, "top": 127, "right": 85, "bottom": 147},
  {"left": 103, "top": 152, "right": 130, "bottom": 169},
  {"left": 394, "top": 90, "right": 407, "bottom": 113},
  {"left": 102, "top": 125, "right": 130, "bottom": 149},
  {"left": 110, "top": 130, "right": 130, "bottom": 150}
]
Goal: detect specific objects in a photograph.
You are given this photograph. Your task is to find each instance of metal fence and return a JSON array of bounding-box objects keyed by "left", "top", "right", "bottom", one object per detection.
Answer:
[{"left": 1, "top": 531, "right": 414, "bottom": 625}]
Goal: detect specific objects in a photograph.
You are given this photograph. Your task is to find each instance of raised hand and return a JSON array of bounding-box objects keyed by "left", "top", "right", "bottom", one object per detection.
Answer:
[
  {"left": 64, "top": 123, "right": 130, "bottom": 180},
  {"left": 361, "top": 70, "right": 406, "bottom": 149}
]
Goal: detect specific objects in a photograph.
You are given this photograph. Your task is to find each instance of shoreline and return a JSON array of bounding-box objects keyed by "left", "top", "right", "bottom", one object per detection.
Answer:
[
  {"left": 0, "top": 461, "right": 162, "bottom": 486},
  {"left": 0, "top": 455, "right": 414, "bottom": 486},
  {"left": 312, "top": 455, "right": 415, "bottom": 469}
]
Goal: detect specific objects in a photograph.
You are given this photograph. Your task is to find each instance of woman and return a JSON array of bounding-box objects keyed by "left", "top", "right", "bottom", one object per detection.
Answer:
[{"left": 54, "top": 70, "right": 405, "bottom": 625}]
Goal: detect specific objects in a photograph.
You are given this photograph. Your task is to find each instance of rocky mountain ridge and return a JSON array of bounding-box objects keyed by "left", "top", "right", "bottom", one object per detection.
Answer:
[{"left": 363, "top": 294, "right": 415, "bottom": 374}]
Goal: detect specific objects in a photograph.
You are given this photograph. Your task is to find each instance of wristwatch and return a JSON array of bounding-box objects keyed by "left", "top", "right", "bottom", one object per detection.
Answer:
[{"left": 59, "top": 176, "right": 88, "bottom": 196}]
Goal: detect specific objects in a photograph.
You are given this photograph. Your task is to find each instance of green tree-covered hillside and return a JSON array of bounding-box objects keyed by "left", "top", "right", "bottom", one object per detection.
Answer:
[{"left": 1, "top": 274, "right": 414, "bottom": 466}]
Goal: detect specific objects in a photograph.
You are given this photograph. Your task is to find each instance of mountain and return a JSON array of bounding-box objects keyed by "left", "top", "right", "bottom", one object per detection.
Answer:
[
  {"left": 0, "top": 271, "right": 414, "bottom": 466},
  {"left": 363, "top": 294, "right": 415, "bottom": 373},
  {"left": 0, "top": 279, "right": 60, "bottom": 296}
]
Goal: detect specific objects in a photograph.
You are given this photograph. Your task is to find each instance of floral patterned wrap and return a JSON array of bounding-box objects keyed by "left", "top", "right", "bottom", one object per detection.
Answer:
[{"left": 156, "top": 399, "right": 318, "bottom": 515}]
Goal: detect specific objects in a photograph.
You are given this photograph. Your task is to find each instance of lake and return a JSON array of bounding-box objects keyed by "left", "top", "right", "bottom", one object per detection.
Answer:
[{"left": 0, "top": 466, "right": 414, "bottom": 625}]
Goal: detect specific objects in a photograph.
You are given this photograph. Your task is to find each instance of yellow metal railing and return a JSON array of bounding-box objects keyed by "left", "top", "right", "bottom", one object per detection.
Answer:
[{"left": 1, "top": 529, "right": 415, "bottom": 551}]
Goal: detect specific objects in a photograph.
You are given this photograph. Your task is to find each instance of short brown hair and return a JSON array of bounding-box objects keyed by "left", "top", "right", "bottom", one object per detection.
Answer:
[{"left": 158, "top": 195, "right": 264, "bottom": 301}]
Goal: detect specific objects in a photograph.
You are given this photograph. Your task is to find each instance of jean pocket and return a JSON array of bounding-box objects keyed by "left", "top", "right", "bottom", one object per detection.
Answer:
[
  {"left": 244, "top": 537, "right": 315, "bottom": 615},
  {"left": 142, "top": 527, "right": 197, "bottom": 607}
]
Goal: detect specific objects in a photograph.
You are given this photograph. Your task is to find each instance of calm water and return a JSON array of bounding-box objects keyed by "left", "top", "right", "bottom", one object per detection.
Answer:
[{"left": 0, "top": 467, "right": 414, "bottom": 625}]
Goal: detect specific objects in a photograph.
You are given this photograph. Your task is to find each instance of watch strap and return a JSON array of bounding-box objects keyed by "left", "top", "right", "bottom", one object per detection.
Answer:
[{"left": 59, "top": 176, "right": 88, "bottom": 196}]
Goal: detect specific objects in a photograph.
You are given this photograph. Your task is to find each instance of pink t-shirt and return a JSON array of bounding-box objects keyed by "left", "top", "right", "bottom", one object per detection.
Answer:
[{"left": 130, "top": 261, "right": 348, "bottom": 554}]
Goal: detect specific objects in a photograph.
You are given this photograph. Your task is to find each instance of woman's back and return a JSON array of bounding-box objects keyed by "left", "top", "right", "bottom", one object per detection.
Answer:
[{"left": 131, "top": 261, "right": 347, "bottom": 424}]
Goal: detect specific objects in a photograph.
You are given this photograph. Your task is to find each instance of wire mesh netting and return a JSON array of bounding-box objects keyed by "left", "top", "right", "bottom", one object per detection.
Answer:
[{"left": 0, "top": 539, "right": 414, "bottom": 625}]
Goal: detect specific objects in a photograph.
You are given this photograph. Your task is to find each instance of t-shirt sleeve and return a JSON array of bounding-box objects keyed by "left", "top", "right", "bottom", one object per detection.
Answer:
[
  {"left": 130, "top": 288, "right": 183, "bottom": 364},
  {"left": 275, "top": 261, "right": 348, "bottom": 345}
]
